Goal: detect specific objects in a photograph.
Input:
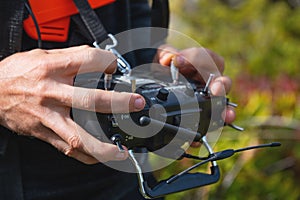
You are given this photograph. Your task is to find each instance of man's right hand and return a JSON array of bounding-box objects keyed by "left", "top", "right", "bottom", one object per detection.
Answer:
[{"left": 0, "top": 45, "right": 145, "bottom": 164}]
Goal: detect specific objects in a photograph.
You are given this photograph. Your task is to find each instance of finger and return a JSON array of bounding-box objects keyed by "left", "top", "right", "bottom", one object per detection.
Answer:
[
  {"left": 41, "top": 114, "right": 128, "bottom": 162},
  {"left": 32, "top": 126, "right": 99, "bottom": 164},
  {"left": 204, "top": 48, "right": 225, "bottom": 73},
  {"left": 66, "top": 120, "right": 129, "bottom": 163},
  {"left": 174, "top": 48, "right": 224, "bottom": 74},
  {"left": 173, "top": 55, "right": 199, "bottom": 78},
  {"left": 174, "top": 48, "right": 222, "bottom": 82},
  {"left": 159, "top": 52, "right": 176, "bottom": 66},
  {"left": 44, "top": 45, "right": 91, "bottom": 54},
  {"left": 57, "top": 85, "right": 145, "bottom": 113},
  {"left": 157, "top": 45, "right": 178, "bottom": 66},
  {"left": 190, "top": 142, "right": 201, "bottom": 148},
  {"left": 42, "top": 47, "right": 117, "bottom": 75},
  {"left": 210, "top": 76, "right": 232, "bottom": 96},
  {"left": 222, "top": 106, "right": 236, "bottom": 124}
]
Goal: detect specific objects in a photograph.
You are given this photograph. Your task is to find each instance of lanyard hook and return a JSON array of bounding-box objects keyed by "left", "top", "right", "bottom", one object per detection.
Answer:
[{"left": 94, "top": 34, "right": 132, "bottom": 75}]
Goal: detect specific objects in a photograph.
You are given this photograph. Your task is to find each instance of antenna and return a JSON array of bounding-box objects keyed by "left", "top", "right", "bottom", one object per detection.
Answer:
[{"left": 167, "top": 142, "right": 281, "bottom": 183}]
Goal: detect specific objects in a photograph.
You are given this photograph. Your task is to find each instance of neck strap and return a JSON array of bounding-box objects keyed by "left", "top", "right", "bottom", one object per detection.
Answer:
[{"left": 72, "top": 0, "right": 108, "bottom": 46}]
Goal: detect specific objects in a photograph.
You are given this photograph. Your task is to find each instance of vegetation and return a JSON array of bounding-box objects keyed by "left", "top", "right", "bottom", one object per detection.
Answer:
[{"left": 155, "top": 0, "right": 300, "bottom": 199}]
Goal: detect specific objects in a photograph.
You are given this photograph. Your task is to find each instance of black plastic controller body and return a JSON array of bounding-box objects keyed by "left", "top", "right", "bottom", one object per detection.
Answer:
[{"left": 96, "top": 76, "right": 226, "bottom": 153}]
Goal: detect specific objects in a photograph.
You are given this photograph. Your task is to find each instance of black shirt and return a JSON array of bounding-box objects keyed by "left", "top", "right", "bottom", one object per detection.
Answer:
[{"left": 0, "top": 1, "right": 165, "bottom": 199}]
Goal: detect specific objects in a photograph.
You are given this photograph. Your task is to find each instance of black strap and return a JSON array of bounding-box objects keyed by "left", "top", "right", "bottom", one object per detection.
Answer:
[
  {"left": 73, "top": 0, "right": 170, "bottom": 47},
  {"left": 72, "top": 0, "right": 108, "bottom": 45},
  {"left": 0, "top": 0, "right": 25, "bottom": 60},
  {"left": 150, "top": 0, "right": 169, "bottom": 45},
  {"left": 151, "top": 0, "right": 169, "bottom": 28}
]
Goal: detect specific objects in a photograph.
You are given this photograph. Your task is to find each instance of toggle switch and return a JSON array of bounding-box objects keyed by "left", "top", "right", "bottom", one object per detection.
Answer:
[
  {"left": 156, "top": 88, "right": 169, "bottom": 101},
  {"left": 170, "top": 61, "right": 179, "bottom": 85},
  {"left": 111, "top": 134, "right": 125, "bottom": 152}
]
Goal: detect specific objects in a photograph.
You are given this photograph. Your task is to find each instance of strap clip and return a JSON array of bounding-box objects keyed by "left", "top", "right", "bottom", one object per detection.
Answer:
[{"left": 94, "top": 34, "right": 131, "bottom": 75}]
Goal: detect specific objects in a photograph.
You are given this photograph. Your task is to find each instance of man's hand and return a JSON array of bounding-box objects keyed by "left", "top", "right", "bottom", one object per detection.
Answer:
[
  {"left": 156, "top": 45, "right": 236, "bottom": 124},
  {"left": 0, "top": 45, "right": 145, "bottom": 164}
]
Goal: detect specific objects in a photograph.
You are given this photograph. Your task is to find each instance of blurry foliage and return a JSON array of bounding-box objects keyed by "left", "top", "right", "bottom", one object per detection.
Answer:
[
  {"left": 170, "top": 0, "right": 300, "bottom": 79},
  {"left": 154, "top": 0, "right": 300, "bottom": 199}
]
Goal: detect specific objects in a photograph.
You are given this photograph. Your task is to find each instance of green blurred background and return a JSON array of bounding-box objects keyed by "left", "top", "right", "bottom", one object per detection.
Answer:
[{"left": 154, "top": 0, "right": 300, "bottom": 199}]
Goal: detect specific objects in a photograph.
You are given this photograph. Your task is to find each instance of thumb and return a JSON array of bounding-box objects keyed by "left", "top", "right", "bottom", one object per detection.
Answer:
[
  {"left": 79, "top": 129, "right": 129, "bottom": 162},
  {"left": 89, "top": 142, "right": 129, "bottom": 162}
]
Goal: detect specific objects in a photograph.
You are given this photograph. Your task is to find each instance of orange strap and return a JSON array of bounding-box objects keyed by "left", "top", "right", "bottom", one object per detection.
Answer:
[{"left": 23, "top": 0, "right": 115, "bottom": 42}]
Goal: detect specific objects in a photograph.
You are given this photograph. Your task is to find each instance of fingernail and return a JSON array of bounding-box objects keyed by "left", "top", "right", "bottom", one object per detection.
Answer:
[
  {"left": 174, "top": 55, "right": 185, "bottom": 66},
  {"left": 134, "top": 97, "right": 145, "bottom": 110}
]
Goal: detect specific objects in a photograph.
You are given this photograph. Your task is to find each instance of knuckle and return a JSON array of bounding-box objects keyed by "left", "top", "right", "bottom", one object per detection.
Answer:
[
  {"left": 80, "top": 45, "right": 90, "bottom": 49},
  {"left": 81, "top": 90, "right": 95, "bottom": 109},
  {"left": 36, "top": 58, "right": 52, "bottom": 76},
  {"left": 67, "top": 135, "right": 82, "bottom": 150},
  {"left": 61, "top": 56, "right": 73, "bottom": 70},
  {"left": 28, "top": 48, "right": 46, "bottom": 55},
  {"left": 85, "top": 47, "right": 97, "bottom": 61},
  {"left": 35, "top": 83, "right": 50, "bottom": 99}
]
